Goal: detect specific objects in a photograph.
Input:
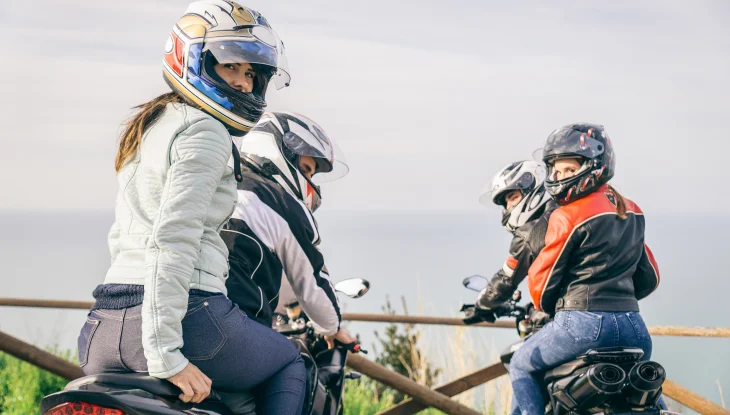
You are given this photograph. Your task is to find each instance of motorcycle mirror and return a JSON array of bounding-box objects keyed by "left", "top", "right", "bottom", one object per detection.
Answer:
[
  {"left": 462, "top": 275, "right": 488, "bottom": 292},
  {"left": 334, "top": 278, "right": 371, "bottom": 298}
]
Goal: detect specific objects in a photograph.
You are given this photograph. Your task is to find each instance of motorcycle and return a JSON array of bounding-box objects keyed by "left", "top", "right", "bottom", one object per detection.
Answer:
[
  {"left": 39, "top": 278, "right": 371, "bottom": 415},
  {"left": 460, "top": 274, "right": 672, "bottom": 415}
]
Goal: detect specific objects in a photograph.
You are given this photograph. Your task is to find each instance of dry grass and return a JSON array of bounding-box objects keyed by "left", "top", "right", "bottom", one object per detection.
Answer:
[{"left": 718, "top": 380, "right": 726, "bottom": 409}]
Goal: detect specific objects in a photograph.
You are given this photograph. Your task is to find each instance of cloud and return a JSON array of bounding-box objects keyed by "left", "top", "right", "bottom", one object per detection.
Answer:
[{"left": 1, "top": 0, "right": 728, "bottom": 213}]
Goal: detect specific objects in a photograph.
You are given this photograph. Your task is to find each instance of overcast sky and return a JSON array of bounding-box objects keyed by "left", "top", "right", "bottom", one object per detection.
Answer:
[{"left": 1, "top": 0, "right": 728, "bottom": 214}]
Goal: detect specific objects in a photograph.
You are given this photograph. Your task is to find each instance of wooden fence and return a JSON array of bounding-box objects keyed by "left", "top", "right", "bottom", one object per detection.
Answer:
[{"left": 1, "top": 297, "right": 728, "bottom": 415}]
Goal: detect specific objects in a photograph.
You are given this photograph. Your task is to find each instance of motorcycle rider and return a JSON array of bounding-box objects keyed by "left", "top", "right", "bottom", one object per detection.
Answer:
[
  {"left": 510, "top": 123, "right": 661, "bottom": 414},
  {"left": 78, "top": 2, "right": 307, "bottom": 413},
  {"left": 221, "top": 111, "right": 358, "bottom": 360},
  {"left": 474, "top": 160, "right": 557, "bottom": 322}
]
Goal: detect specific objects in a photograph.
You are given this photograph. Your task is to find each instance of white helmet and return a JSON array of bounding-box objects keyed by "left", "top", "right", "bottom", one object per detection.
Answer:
[
  {"left": 239, "top": 112, "right": 348, "bottom": 212},
  {"left": 479, "top": 160, "right": 552, "bottom": 232}
]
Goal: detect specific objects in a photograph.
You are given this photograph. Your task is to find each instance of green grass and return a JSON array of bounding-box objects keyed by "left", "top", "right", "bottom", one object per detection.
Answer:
[
  {"left": 342, "top": 377, "right": 471, "bottom": 415},
  {"left": 0, "top": 351, "right": 68, "bottom": 415},
  {"left": 0, "top": 351, "right": 482, "bottom": 415}
]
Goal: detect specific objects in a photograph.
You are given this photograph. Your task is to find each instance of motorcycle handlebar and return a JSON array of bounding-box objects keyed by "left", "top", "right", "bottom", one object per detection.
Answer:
[{"left": 335, "top": 339, "right": 367, "bottom": 354}]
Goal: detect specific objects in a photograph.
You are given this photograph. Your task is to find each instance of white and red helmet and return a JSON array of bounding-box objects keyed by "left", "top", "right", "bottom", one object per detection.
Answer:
[
  {"left": 239, "top": 112, "right": 349, "bottom": 212},
  {"left": 163, "top": 0, "right": 290, "bottom": 135}
]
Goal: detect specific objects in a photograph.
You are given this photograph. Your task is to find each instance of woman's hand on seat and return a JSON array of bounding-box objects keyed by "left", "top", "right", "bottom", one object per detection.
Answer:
[{"left": 167, "top": 362, "right": 212, "bottom": 403}]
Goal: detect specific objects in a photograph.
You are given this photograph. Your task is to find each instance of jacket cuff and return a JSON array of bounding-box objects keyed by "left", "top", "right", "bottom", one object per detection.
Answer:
[
  {"left": 147, "top": 351, "right": 189, "bottom": 379},
  {"left": 311, "top": 320, "right": 339, "bottom": 336}
]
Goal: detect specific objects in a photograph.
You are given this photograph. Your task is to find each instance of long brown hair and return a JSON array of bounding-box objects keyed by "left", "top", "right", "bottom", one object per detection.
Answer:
[
  {"left": 115, "top": 92, "right": 186, "bottom": 172},
  {"left": 607, "top": 184, "right": 627, "bottom": 220}
]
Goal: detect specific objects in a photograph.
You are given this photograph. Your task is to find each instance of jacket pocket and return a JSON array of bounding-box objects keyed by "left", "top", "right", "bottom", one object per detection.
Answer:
[
  {"left": 78, "top": 317, "right": 100, "bottom": 367},
  {"left": 561, "top": 311, "right": 602, "bottom": 343},
  {"left": 181, "top": 301, "right": 227, "bottom": 361}
]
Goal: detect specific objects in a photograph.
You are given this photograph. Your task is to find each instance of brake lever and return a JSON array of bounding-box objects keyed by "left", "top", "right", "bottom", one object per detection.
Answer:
[{"left": 335, "top": 339, "right": 367, "bottom": 354}]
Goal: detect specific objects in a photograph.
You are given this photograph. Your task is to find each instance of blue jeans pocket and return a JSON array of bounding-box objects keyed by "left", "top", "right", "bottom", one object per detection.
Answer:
[
  {"left": 562, "top": 311, "right": 602, "bottom": 343},
  {"left": 181, "top": 300, "right": 227, "bottom": 361},
  {"left": 78, "top": 317, "right": 100, "bottom": 367},
  {"left": 626, "top": 312, "right": 649, "bottom": 341}
]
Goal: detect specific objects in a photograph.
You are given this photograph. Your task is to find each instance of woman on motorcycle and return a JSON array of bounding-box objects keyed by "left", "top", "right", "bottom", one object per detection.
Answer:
[
  {"left": 509, "top": 123, "right": 661, "bottom": 414},
  {"left": 221, "top": 111, "right": 358, "bottom": 353},
  {"left": 475, "top": 161, "right": 556, "bottom": 313},
  {"left": 79, "top": 2, "right": 306, "bottom": 413}
]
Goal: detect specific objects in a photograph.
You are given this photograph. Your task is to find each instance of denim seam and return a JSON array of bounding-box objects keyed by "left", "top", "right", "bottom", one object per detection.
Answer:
[
  {"left": 119, "top": 307, "right": 139, "bottom": 372},
  {"left": 116, "top": 307, "right": 133, "bottom": 371},
  {"left": 79, "top": 318, "right": 100, "bottom": 367},
  {"left": 184, "top": 301, "right": 207, "bottom": 317},
  {"left": 612, "top": 313, "right": 620, "bottom": 346},
  {"left": 626, "top": 312, "right": 648, "bottom": 341}
]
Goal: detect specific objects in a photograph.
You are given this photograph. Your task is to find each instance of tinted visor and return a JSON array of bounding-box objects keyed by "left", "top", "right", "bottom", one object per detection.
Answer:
[{"left": 203, "top": 26, "right": 291, "bottom": 89}]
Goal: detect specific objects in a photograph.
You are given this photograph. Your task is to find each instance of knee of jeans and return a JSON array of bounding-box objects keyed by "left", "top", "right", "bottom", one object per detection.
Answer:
[
  {"left": 509, "top": 347, "right": 533, "bottom": 372},
  {"left": 286, "top": 355, "right": 307, "bottom": 381},
  {"left": 508, "top": 365, "right": 531, "bottom": 382}
]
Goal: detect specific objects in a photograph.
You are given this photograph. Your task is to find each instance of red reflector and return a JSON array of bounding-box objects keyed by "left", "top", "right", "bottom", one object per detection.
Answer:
[{"left": 45, "top": 402, "right": 125, "bottom": 415}]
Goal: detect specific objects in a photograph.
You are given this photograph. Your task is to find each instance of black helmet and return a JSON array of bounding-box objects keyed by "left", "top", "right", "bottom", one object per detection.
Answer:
[{"left": 540, "top": 123, "right": 615, "bottom": 205}]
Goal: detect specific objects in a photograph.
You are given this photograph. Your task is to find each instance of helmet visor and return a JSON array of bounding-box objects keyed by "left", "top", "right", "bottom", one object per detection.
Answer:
[
  {"left": 203, "top": 26, "right": 291, "bottom": 89},
  {"left": 533, "top": 146, "right": 591, "bottom": 183},
  {"left": 541, "top": 126, "right": 605, "bottom": 161},
  {"left": 281, "top": 116, "right": 349, "bottom": 184},
  {"left": 479, "top": 162, "right": 545, "bottom": 207}
]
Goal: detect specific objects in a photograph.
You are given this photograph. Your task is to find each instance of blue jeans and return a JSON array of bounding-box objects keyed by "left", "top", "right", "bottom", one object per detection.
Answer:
[
  {"left": 79, "top": 293, "right": 305, "bottom": 415},
  {"left": 509, "top": 311, "right": 654, "bottom": 415}
]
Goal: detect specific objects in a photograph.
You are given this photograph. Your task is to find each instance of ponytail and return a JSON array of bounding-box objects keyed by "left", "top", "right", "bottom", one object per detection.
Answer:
[
  {"left": 607, "top": 184, "right": 627, "bottom": 220},
  {"left": 115, "top": 92, "right": 186, "bottom": 172}
]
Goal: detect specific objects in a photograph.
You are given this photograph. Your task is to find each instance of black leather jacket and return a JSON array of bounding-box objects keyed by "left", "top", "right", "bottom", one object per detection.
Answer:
[
  {"left": 477, "top": 201, "right": 558, "bottom": 310},
  {"left": 528, "top": 185, "right": 660, "bottom": 315}
]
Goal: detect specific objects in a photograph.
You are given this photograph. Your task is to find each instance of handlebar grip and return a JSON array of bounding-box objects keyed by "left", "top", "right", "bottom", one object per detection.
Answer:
[{"left": 335, "top": 339, "right": 367, "bottom": 354}]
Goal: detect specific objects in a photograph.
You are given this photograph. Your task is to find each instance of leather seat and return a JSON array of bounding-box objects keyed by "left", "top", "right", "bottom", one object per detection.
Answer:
[{"left": 66, "top": 373, "right": 221, "bottom": 400}]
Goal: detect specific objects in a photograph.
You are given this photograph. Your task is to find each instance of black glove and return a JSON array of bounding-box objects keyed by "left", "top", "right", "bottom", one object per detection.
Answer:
[
  {"left": 462, "top": 304, "right": 496, "bottom": 324},
  {"left": 525, "top": 303, "right": 551, "bottom": 328}
]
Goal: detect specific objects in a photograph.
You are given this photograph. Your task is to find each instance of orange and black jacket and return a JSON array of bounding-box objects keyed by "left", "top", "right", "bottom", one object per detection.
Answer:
[{"left": 527, "top": 184, "right": 660, "bottom": 315}]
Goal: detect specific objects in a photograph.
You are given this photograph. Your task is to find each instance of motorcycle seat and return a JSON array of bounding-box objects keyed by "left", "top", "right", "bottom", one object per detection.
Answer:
[
  {"left": 543, "top": 359, "right": 588, "bottom": 384},
  {"left": 66, "top": 372, "right": 221, "bottom": 400}
]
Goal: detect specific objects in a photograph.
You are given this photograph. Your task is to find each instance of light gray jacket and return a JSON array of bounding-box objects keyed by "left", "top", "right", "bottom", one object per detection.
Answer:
[{"left": 103, "top": 103, "right": 237, "bottom": 378}]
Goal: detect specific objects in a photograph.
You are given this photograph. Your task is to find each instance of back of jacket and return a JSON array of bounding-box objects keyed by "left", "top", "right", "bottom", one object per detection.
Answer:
[
  {"left": 528, "top": 184, "right": 660, "bottom": 315},
  {"left": 221, "top": 167, "right": 341, "bottom": 335},
  {"left": 103, "top": 102, "right": 237, "bottom": 378}
]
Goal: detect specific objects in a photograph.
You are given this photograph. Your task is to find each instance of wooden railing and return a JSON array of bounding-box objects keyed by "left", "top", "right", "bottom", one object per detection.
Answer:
[{"left": 1, "top": 297, "right": 728, "bottom": 415}]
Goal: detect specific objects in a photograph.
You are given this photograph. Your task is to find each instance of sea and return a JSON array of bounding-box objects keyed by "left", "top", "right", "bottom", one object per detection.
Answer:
[{"left": 1, "top": 210, "right": 727, "bottom": 414}]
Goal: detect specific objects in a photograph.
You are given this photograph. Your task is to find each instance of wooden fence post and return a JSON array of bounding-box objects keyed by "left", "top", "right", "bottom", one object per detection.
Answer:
[
  {"left": 377, "top": 362, "right": 508, "bottom": 415},
  {"left": 345, "top": 354, "right": 482, "bottom": 415},
  {"left": 663, "top": 379, "right": 729, "bottom": 415},
  {"left": 0, "top": 330, "right": 83, "bottom": 381}
]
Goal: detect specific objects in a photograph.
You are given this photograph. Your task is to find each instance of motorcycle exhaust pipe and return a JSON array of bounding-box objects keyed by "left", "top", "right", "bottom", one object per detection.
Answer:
[
  {"left": 626, "top": 361, "right": 666, "bottom": 406},
  {"left": 557, "top": 363, "right": 627, "bottom": 411}
]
